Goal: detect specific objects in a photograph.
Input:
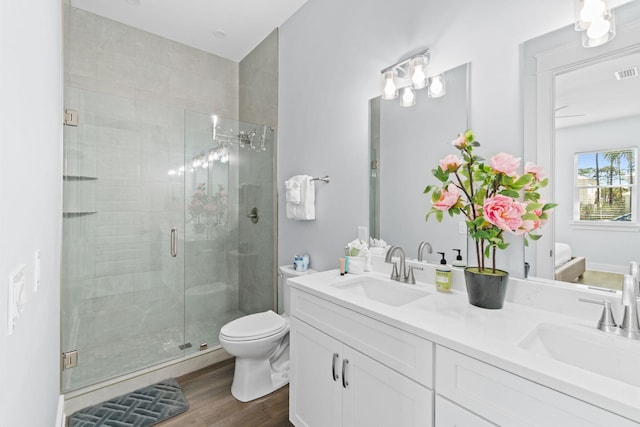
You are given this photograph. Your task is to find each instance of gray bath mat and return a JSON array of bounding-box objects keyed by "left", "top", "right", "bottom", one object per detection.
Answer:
[{"left": 69, "top": 378, "right": 189, "bottom": 427}]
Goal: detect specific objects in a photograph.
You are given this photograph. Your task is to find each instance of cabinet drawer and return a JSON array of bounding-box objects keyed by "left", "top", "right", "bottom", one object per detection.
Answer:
[
  {"left": 291, "top": 288, "right": 433, "bottom": 388},
  {"left": 436, "top": 346, "right": 638, "bottom": 426}
]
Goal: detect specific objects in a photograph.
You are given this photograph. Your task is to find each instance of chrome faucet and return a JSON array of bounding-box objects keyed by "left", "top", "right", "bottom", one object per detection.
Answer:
[
  {"left": 619, "top": 274, "right": 640, "bottom": 338},
  {"left": 417, "top": 241, "right": 433, "bottom": 261},
  {"left": 385, "top": 245, "right": 422, "bottom": 284},
  {"left": 579, "top": 268, "right": 640, "bottom": 340},
  {"left": 385, "top": 246, "right": 406, "bottom": 282}
]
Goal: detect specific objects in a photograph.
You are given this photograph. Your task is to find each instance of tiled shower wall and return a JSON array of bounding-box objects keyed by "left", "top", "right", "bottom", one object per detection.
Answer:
[
  {"left": 238, "top": 30, "right": 279, "bottom": 314},
  {"left": 62, "top": 5, "right": 244, "bottom": 390}
]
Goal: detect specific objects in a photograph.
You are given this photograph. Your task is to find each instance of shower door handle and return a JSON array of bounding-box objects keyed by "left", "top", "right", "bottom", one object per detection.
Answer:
[{"left": 170, "top": 228, "right": 178, "bottom": 257}]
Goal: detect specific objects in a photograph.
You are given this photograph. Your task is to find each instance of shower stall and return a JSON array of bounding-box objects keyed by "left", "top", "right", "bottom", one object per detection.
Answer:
[{"left": 61, "top": 87, "right": 277, "bottom": 392}]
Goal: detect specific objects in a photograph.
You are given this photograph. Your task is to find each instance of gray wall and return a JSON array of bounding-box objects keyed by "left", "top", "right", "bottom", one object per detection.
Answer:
[{"left": 277, "top": 0, "right": 617, "bottom": 273}]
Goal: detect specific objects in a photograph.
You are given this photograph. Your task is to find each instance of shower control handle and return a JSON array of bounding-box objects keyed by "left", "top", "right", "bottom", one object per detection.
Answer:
[{"left": 170, "top": 228, "right": 178, "bottom": 257}]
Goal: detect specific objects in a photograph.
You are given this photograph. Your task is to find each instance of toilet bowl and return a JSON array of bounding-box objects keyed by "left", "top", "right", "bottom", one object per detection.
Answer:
[{"left": 219, "top": 265, "right": 316, "bottom": 402}]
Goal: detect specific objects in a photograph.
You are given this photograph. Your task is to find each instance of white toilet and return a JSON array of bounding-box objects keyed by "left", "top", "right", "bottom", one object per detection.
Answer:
[{"left": 219, "top": 265, "right": 316, "bottom": 402}]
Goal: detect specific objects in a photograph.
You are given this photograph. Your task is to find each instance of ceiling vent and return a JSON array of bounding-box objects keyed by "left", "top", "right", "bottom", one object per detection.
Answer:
[{"left": 614, "top": 66, "right": 638, "bottom": 80}]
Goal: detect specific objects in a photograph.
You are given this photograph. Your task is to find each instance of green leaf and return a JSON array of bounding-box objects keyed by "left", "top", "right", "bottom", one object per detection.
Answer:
[
  {"left": 524, "top": 238, "right": 529, "bottom": 247},
  {"left": 423, "top": 185, "right": 435, "bottom": 194},
  {"left": 515, "top": 174, "right": 533, "bottom": 187},
  {"left": 522, "top": 213, "right": 539, "bottom": 221},
  {"left": 431, "top": 188, "right": 442, "bottom": 203},
  {"left": 539, "top": 178, "right": 549, "bottom": 188},
  {"left": 529, "top": 234, "right": 542, "bottom": 241},
  {"left": 499, "top": 189, "right": 520, "bottom": 199},
  {"left": 542, "top": 203, "right": 558, "bottom": 211},
  {"left": 435, "top": 210, "right": 444, "bottom": 222},
  {"left": 525, "top": 192, "right": 540, "bottom": 202},
  {"left": 526, "top": 202, "right": 543, "bottom": 212}
]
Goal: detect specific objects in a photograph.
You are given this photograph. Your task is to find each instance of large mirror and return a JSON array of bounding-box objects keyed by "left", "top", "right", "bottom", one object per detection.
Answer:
[
  {"left": 523, "top": 1, "right": 640, "bottom": 291},
  {"left": 370, "top": 63, "right": 470, "bottom": 264}
]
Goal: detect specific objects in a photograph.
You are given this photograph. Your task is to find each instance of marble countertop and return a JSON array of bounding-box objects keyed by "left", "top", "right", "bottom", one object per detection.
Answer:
[{"left": 288, "top": 269, "right": 640, "bottom": 423}]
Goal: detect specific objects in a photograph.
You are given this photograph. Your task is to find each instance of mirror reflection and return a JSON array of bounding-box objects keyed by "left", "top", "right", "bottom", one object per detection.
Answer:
[
  {"left": 370, "top": 63, "right": 470, "bottom": 263},
  {"left": 523, "top": 1, "right": 640, "bottom": 290},
  {"left": 552, "top": 54, "right": 640, "bottom": 290}
]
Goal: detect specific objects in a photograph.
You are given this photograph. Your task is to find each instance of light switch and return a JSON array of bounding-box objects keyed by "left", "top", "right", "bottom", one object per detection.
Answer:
[{"left": 7, "top": 265, "right": 26, "bottom": 335}]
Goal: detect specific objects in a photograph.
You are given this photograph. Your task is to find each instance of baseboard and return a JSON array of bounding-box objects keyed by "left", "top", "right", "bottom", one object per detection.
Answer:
[
  {"left": 64, "top": 347, "right": 231, "bottom": 416},
  {"left": 587, "top": 261, "right": 627, "bottom": 274}
]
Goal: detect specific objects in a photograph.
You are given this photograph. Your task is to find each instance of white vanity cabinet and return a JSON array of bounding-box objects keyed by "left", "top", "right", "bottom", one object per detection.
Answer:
[
  {"left": 289, "top": 288, "right": 434, "bottom": 427},
  {"left": 435, "top": 346, "right": 639, "bottom": 426}
]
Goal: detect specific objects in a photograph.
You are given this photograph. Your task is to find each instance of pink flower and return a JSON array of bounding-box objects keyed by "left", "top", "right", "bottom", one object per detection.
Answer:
[
  {"left": 525, "top": 162, "right": 545, "bottom": 182},
  {"left": 439, "top": 154, "right": 463, "bottom": 172},
  {"left": 490, "top": 153, "right": 521, "bottom": 177},
  {"left": 483, "top": 195, "right": 525, "bottom": 232},
  {"left": 434, "top": 184, "right": 460, "bottom": 211},
  {"left": 452, "top": 134, "right": 466, "bottom": 149}
]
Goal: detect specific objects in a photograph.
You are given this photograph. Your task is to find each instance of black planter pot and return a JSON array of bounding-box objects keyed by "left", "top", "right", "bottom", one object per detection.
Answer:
[{"left": 463, "top": 267, "right": 509, "bottom": 309}]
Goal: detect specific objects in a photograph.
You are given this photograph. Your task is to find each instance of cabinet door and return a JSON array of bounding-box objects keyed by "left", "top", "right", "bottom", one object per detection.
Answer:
[
  {"left": 342, "top": 345, "right": 433, "bottom": 427},
  {"left": 435, "top": 395, "right": 496, "bottom": 427},
  {"left": 290, "top": 318, "right": 342, "bottom": 427}
]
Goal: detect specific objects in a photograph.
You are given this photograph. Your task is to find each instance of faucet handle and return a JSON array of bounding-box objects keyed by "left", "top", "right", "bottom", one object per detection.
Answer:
[
  {"left": 406, "top": 266, "right": 423, "bottom": 285},
  {"left": 579, "top": 297, "right": 618, "bottom": 333}
]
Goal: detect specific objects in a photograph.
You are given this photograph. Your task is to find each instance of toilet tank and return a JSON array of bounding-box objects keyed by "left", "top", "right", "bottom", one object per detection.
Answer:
[{"left": 278, "top": 265, "right": 317, "bottom": 315}]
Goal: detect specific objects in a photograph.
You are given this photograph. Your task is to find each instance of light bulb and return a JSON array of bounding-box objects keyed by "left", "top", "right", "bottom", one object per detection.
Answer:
[
  {"left": 400, "top": 87, "right": 415, "bottom": 107},
  {"left": 409, "top": 56, "right": 427, "bottom": 89},
  {"left": 381, "top": 70, "right": 398, "bottom": 100},
  {"left": 580, "top": 0, "right": 606, "bottom": 23},
  {"left": 428, "top": 74, "right": 446, "bottom": 98},
  {"left": 587, "top": 16, "right": 611, "bottom": 39}
]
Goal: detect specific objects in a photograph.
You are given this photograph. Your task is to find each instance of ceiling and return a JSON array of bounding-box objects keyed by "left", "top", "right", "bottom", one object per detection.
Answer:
[
  {"left": 555, "top": 51, "right": 640, "bottom": 129},
  {"left": 69, "top": 0, "right": 308, "bottom": 62}
]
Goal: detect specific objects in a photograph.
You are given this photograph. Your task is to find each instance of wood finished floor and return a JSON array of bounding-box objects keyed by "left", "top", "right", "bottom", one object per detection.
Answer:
[{"left": 158, "top": 359, "right": 294, "bottom": 427}]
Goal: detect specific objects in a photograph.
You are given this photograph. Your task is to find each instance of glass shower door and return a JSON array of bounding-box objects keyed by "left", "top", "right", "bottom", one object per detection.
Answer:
[
  {"left": 61, "top": 86, "right": 186, "bottom": 392},
  {"left": 183, "top": 111, "right": 277, "bottom": 353}
]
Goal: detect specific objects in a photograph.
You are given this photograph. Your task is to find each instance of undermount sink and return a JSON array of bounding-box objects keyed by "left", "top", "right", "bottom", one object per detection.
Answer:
[
  {"left": 331, "top": 276, "right": 430, "bottom": 307},
  {"left": 519, "top": 322, "right": 640, "bottom": 387}
]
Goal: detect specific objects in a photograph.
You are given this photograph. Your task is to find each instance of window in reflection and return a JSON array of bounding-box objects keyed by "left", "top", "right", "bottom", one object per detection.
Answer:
[{"left": 574, "top": 148, "right": 636, "bottom": 222}]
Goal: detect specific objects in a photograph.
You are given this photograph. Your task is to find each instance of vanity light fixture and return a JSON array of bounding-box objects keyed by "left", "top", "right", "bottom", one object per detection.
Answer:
[
  {"left": 380, "top": 49, "right": 446, "bottom": 106},
  {"left": 574, "top": 0, "right": 616, "bottom": 48}
]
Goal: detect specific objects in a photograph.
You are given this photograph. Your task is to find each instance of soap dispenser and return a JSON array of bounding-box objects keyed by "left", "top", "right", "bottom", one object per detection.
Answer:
[
  {"left": 452, "top": 249, "right": 466, "bottom": 267},
  {"left": 435, "top": 252, "right": 452, "bottom": 292}
]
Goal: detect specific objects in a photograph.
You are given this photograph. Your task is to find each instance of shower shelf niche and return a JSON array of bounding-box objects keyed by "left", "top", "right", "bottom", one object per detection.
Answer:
[{"left": 63, "top": 175, "right": 97, "bottom": 215}]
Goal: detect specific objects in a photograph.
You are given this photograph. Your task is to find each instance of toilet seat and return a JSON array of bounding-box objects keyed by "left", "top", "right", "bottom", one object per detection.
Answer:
[{"left": 220, "top": 310, "right": 287, "bottom": 342}]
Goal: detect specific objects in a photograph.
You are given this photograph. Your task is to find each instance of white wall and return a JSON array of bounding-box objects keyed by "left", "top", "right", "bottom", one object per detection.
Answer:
[
  {"left": 555, "top": 116, "right": 640, "bottom": 270},
  {"left": 278, "top": 0, "right": 598, "bottom": 272},
  {"left": 0, "top": 1, "right": 63, "bottom": 426}
]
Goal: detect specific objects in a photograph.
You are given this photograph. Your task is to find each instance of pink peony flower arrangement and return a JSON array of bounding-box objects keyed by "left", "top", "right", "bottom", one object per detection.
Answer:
[{"left": 424, "top": 130, "right": 556, "bottom": 273}]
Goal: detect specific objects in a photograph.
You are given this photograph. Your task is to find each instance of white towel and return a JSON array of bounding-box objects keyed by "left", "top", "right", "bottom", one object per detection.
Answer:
[
  {"left": 285, "top": 179, "right": 301, "bottom": 204},
  {"left": 286, "top": 175, "right": 315, "bottom": 220}
]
